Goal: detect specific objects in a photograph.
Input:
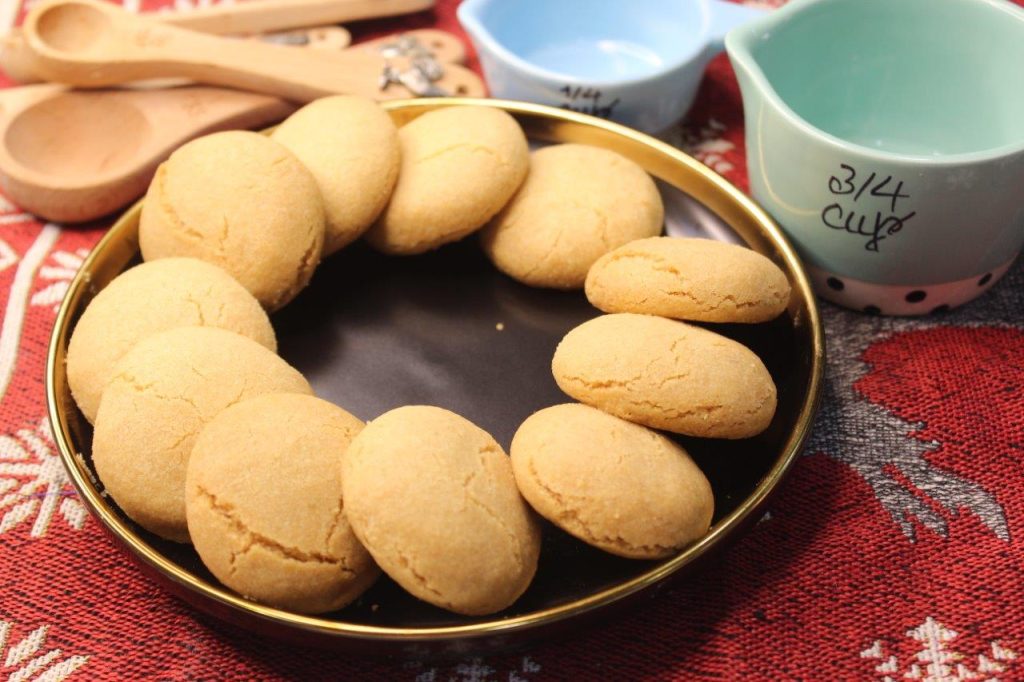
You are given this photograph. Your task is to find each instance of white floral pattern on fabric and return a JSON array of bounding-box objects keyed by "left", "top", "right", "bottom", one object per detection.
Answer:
[
  {"left": 675, "top": 118, "right": 736, "bottom": 175},
  {"left": 861, "top": 617, "right": 1017, "bottom": 681},
  {"left": 405, "top": 656, "right": 542, "bottom": 682},
  {"left": 31, "top": 248, "right": 90, "bottom": 312},
  {"left": 0, "top": 619, "right": 89, "bottom": 681},
  {"left": 0, "top": 418, "right": 87, "bottom": 538}
]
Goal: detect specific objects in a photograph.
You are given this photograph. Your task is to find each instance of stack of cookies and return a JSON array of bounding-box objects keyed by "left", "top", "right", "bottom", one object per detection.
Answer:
[{"left": 68, "top": 97, "right": 791, "bottom": 617}]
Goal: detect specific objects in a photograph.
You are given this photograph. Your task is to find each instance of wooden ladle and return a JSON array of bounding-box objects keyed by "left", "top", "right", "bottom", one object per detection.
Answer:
[{"left": 22, "top": 0, "right": 484, "bottom": 101}]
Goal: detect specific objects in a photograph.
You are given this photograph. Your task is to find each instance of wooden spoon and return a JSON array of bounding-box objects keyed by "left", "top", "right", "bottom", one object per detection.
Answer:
[
  {"left": 0, "top": 84, "right": 296, "bottom": 222},
  {"left": 21, "top": 0, "right": 484, "bottom": 100},
  {"left": 145, "top": 0, "right": 434, "bottom": 36},
  {"left": 3, "top": 0, "right": 433, "bottom": 84},
  {"left": 3, "top": 24, "right": 352, "bottom": 85}
]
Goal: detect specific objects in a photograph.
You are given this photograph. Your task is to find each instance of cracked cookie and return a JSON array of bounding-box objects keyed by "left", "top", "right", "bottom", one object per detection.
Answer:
[
  {"left": 186, "top": 393, "right": 378, "bottom": 614},
  {"left": 552, "top": 313, "right": 777, "bottom": 439},
  {"left": 511, "top": 403, "right": 714, "bottom": 559},
  {"left": 92, "top": 326, "right": 312, "bottom": 542},
  {"left": 480, "top": 143, "right": 663, "bottom": 289},
  {"left": 139, "top": 130, "right": 326, "bottom": 311},
  {"left": 272, "top": 96, "right": 400, "bottom": 256},
  {"left": 67, "top": 258, "right": 275, "bottom": 424},
  {"left": 585, "top": 237, "right": 791, "bottom": 323},
  {"left": 341, "top": 405, "right": 541, "bottom": 615},
  {"left": 364, "top": 106, "right": 529, "bottom": 255}
]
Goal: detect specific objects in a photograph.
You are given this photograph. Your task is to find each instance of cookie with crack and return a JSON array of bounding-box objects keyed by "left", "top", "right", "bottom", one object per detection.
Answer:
[
  {"left": 552, "top": 313, "right": 777, "bottom": 439},
  {"left": 186, "top": 393, "right": 378, "bottom": 614},
  {"left": 67, "top": 257, "right": 275, "bottom": 424},
  {"left": 139, "top": 130, "right": 325, "bottom": 311},
  {"left": 511, "top": 403, "right": 713, "bottom": 559},
  {"left": 272, "top": 96, "right": 399, "bottom": 256},
  {"left": 585, "top": 237, "right": 791, "bottom": 322},
  {"left": 364, "top": 106, "right": 528, "bottom": 255},
  {"left": 92, "top": 326, "right": 312, "bottom": 542},
  {"left": 341, "top": 405, "right": 540, "bottom": 615},
  {"left": 480, "top": 143, "right": 663, "bottom": 289}
]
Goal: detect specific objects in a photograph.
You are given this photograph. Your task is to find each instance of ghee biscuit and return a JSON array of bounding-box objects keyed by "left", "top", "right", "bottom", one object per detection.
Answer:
[
  {"left": 139, "top": 130, "right": 325, "bottom": 311},
  {"left": 365, "top": 106, "right": 529, "bottom": 255},
  {"left": 341, "top": 405, "right": 541, "bottom": 615},
  {"left": 510, "top": 403, "right": 714, "bottom": 559},
  {"left": 272, "top": 96, "right": 400, "bottom": 256},
  {"left": 92, "top": 326, "right": 312, "bottom": 542},
  {"left": 552, "top": 313, "right": 777, "bottom": 439},
  {"left": 480, "top": 144, "right": 664, "bottom": 289},
  {"left": 187, "top": 394, "right": 378, "bottom": 614},
  {"left": 585, "top": 237, "right": 791, "bottom": 322},
  {"left": 67, "top": 258, "right": 275, "bottom": 424}
]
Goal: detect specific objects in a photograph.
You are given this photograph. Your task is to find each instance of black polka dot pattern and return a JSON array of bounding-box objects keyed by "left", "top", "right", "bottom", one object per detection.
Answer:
[
  {"left": 932, "top": 304, "right": 950, "bottom": 314},
  {"left": 826, "top": 277, "right": 844, "bottom": 291},
  {"left": 905, "top": 290, "right": 926, "bottom": 303},
  {"left": 863, "top": 305, "right": 881, "bottom": 315},
  {"left": 978, "top": 273, "right": 992, "bottom": 286}
]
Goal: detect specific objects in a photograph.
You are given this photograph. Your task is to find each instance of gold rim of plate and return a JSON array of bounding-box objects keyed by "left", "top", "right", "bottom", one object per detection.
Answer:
[{"left": 45, "top": 98, "right": 825, "bottom": 644}]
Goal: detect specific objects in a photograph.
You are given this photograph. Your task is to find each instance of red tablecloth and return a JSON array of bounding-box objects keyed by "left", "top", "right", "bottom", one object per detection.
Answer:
[{"left": 2, "top": 1, "right": 1023, "bottom": 679}]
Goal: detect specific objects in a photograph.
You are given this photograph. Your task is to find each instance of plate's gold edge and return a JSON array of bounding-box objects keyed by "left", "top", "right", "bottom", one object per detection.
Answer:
[{"left": 46, "top": 97, "right": 826, "bottom": 643}]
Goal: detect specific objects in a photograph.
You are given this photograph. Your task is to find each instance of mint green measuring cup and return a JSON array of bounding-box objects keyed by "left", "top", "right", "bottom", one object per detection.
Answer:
[{"left": 727, "top": 0, "right": 1024, "bottom": 315}]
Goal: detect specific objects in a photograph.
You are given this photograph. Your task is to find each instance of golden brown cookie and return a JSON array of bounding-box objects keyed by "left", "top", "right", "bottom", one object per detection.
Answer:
[
  {"left": 585, "top": 237, "right": 791, "bottom": 322},
  {"left": 511, "top": 403, "right": 714, "bottom": 559},
  {"left": 364, "top": 106, "right": 529, "bottom": 255},
  {"left": 272, "top": 96, "right": 400, "bottom": 256},
  {"left": 139, "top": 130, "right": 325, "bottom": 311},
  {"left": 186, "top": 393, "right": 378, "bottom": 614},
  {"left": 341, "top": 405, "right": 540, "bottom": 615},
  {"left": 552, "top": 313, "right": 776, "bottom": 439},
  {"left": 66, "top": 258, "right": 275, "bottom": 424},
  {"left": 480, "top": 143, "right": 664, "bottom": 289},
  {"left": 92, "top": 326, "right": 312, "bottom": 542}
]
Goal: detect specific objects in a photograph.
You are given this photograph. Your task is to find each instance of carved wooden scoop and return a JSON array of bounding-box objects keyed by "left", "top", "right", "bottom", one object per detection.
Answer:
[{"left": 21, "top": 0, "right": 484, "bottom": 100}]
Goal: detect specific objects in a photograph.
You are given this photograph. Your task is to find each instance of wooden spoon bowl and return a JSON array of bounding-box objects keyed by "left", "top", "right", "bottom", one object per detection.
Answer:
[{"left": 0, "top": 85, "right": 295, "bottom": 222}]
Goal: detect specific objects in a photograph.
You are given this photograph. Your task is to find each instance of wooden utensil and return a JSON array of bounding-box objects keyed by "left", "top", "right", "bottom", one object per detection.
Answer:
[
  {"left": 147, "top": 0, "right": 434, "bottom": 36},
  {"left": 0, "top": 84, "right": 296, "bottom": 222},
  {"left": 4, "top": 24, "right": 352, "bottom": 85},
  {"left": 21, "top": 0, "right": 484, "bottom": 100}
]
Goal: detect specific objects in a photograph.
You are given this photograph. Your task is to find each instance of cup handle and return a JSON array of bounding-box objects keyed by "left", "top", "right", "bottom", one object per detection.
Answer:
[{"left": 705, "top": 0, "right": 770, "bottom": 53}]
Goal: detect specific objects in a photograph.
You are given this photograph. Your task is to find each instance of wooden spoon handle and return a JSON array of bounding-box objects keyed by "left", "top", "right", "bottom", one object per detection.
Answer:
[
  {"left": 23, "top": 1, "right": 484, "bottom": 101},
  {"left": 161, "top": 0, "right": 435, "bottom": 36}
]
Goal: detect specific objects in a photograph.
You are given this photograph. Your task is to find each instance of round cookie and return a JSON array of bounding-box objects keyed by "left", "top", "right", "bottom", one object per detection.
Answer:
[
  {"left": 480, "top": 143, "right": 664, "bottom": 289},
  {"left": 552, "top": 313, "right": 777, "bottom": 439},
  {"left": 139, "top": 130, "right": 325, "bottom": 311},
  {"left": 341, "top": 405, "right": 540, "bottom": 615},
  {"left": 364, "top": 106, "right": 529, "bottom": 255},
  {"left": 187, "top": 394, "right": 378, "bottom": 614},
  {"left": 272, "top": 96, "right": 400, "bottom": 256},
  {"left": 585, "top": 237, "right": 791, "bottom": 322},
  {"left": 511, "top": 403, "right": 714, "bottom": 559},
  {"left": 92, "top": 326, "right": 312, "bottom": 542},
  {"left": 67, "top": 258, "right": 275, "bottom": 424}
]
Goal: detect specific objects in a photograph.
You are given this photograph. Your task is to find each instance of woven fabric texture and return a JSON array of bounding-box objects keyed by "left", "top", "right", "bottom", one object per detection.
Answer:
[{"left": 1, "top": 1, "right": 1022, "bottom": 680}]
